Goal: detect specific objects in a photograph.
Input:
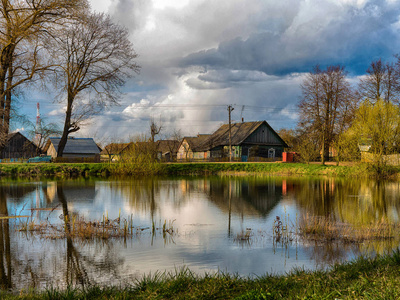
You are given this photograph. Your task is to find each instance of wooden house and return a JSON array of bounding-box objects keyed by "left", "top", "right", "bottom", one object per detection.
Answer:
[
  {"left": 177, "top": 134, "right": 211, "bottom": 161},
  {"left": 1, "top": 132, "right": 39, "bottom": 159},
  {"left": 44, "top": 137, "right": 101, "bottom": 162},
  {"left": 196, "top": 121, "right": 288, "bottom": 161},
  {"left": 156, "top": 140, "right": 180, "bottom": 162},
  {"left": 100, "top": 143, "right": 132, "bottom": 162}
]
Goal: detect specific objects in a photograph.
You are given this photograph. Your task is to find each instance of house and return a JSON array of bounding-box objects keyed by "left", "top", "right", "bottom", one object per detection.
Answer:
[
  {"left": 44, "top": 137, "right": 101, "bottom": 162},
  {"left": 100, "top": 142, "right": 132, "bottom": 162},
  {"left": 156, "top": 140, "right": 180, "bottom": 162},
  {"left": 177, "top": 134, "right": 211, "bottom": 161},
  {"left": 196, "top": 121, "right": 288, "bottom": 161},
  {"left": 2, "top": 132, "right": 39, "bottom": 160}
]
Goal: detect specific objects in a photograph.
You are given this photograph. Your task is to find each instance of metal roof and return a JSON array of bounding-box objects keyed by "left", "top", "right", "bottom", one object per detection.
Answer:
[{"left": 49, "top": 137, "right": 101, "bottom": 154}]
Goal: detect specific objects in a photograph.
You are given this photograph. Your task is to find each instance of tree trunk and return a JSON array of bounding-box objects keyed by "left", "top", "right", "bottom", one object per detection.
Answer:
[{"left": 57, "top": 94, "right": 74, "bottom": 157}]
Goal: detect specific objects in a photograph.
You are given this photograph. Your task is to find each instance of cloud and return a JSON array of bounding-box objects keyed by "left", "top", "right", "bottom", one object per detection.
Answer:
[{"left": 179, "top": 0, "right": 400, "bottom": 76}]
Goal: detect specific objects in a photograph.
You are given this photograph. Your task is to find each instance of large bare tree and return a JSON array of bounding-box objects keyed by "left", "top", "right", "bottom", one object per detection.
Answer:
[
  {"left": 298, "top": 65, "right": 356, "bottom": 164},
  {"left": 0, "top": 0, "right": 86, "bottom": 154},
  {"left": 50, "top": 12, "right": 140, "bottom": 157}
]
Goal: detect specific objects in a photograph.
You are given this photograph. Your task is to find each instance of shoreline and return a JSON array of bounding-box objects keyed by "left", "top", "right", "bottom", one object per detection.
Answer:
[{"left": 0, "top": 161, "right": 381, "bottom": 178}]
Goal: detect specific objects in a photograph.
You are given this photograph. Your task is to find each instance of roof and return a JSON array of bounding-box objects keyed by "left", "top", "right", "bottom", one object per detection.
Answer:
[
  {"left": 156, "top": 140, "right": 180, "bottom": 154},
  {"left": 196, "top": 121, "right": 288, "bottom": 151},
  {"left": 100, "top": 143, "right": 132, "bottom": 155},
  {"left": 182, "top": 135, "right": 211, "bottom": 151},
  {"left": 46, "top": 137, "right": 101, "bottom": 155}
]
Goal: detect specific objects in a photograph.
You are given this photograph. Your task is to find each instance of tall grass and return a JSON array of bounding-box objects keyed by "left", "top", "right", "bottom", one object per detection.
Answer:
[{"left": 110, "top": 138, "right": 163, "bottom": 176}]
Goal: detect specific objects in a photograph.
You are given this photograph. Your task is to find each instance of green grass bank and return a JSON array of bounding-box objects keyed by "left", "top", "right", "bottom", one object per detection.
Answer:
[
  {"left": 0, "top": 162, "right": 384, "bottom": 178},
  {"left": 2, "top": 251, "right": 400, "bottom": 299}
]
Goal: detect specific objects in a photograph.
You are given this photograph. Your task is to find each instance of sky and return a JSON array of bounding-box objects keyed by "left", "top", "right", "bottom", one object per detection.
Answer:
[{"left": 17, "top": 0, "right": 400, "bottom": 144}]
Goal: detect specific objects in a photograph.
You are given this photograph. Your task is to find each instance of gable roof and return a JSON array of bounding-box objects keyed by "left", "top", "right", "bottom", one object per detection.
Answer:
[
  {"left": 45, "top": 137, "right": 101, "bottom": 155},
  {"left": 100, "top": 143, "right": 132, "bottom": 155},
  {"left": 182, "top": 135, "right": 211, "bottom": 151},
  {"left": 156, "top": 140, "right": 180, "bottom": 154},
  {"left": 197, "top": 121, "right": 288, "bottom": 151}
]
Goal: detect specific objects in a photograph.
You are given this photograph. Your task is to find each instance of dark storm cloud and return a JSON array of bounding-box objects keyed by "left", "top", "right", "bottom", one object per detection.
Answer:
[{"left": 180, "top": 0, "right": 400, "bottom": 76}]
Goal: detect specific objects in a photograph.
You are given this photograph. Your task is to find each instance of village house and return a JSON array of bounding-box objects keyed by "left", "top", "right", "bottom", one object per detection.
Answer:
[
  {"left": 177, "top": 134, "right": 211, "bottom": 161},
  {"left": 191, "top": 121, "right": 288, "bottom": 162},
  {"left": 100, "top": 142, "right": 132, "bottom": 162},
  {"left": 156, "top": 140, "right": 180, "bottom": 162},
  {"left": 44, "top": 137, "right": 101, "bottom": 162},
  {"left": 1, "top": 132, "right": 39, "bottom": 160}
]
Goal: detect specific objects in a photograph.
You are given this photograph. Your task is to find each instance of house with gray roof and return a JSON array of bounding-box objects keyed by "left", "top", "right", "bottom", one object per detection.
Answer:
[
  {"left": 195, "top": 121, "right": 288, "bottom": 161},
  {"left": 44, "top": 137, "right": 101, "bottom": 161}
]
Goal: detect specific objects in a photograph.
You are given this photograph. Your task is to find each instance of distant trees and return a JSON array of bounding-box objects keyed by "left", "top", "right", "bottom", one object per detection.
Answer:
[
  {"left": 49, "top": 12, "right": 140, "bottom": 157},
  {"left": 358, "top": 58, "right": 399, "bottom": 104},
  {"left": 298, "top": 65, "right": 357, "bottom": 164}
]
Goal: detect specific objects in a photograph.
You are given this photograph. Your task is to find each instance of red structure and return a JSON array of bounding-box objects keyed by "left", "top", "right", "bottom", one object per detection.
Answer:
[{"left": 283, "top": 152, "right": 296, "bottom": 162}]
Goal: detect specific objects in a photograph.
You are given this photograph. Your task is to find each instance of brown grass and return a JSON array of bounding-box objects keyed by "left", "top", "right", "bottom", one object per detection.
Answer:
[{"left": 299, "top": 215, "right": 398, "bottom": 243}]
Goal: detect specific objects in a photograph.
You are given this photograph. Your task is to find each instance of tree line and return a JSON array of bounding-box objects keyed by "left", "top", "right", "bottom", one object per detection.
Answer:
[
  {"left": 0, "top": 0, "right": 139, "bottom": 157},
  {"left": 281, "top": 57, "right": 400, "bottom": 170}
]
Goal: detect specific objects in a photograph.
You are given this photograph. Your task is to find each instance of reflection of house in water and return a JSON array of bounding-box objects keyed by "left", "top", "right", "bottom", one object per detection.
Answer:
[
  {"left": 42, "top": 182, "right": 97, "bottom": 207},
  {"left": 202, "top": 178, "right": 283, "bottom": 217},
  {"left": 1, "top": 184, "right": 37, "bottom": 203}
]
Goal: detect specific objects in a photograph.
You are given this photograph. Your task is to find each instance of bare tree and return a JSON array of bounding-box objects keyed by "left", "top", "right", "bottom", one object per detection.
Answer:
[
  {"left": 0, "top": 0, "right": 86, "bottom": 152},
  {"left": 298, "top": 65, "right": 356, "bottom": 164},
  {"left": 26, "top": 117, "right": 62, "bottom": 155},
  {"left": 150, "top": 118, "right": 162, "bottom": 143},
  {"left": 358, "top": 58, "right": 399, "bottom": 104},
  {"left": 50, "top": 12, "right": 140, "bottom": 157}
]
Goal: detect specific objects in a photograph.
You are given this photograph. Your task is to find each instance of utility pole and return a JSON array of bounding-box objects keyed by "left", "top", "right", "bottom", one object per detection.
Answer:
[{"left": 228, "top": 105, "right": 234, "bottom": 162}]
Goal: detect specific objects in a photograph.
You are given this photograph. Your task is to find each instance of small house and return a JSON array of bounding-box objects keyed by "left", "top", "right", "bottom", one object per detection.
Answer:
[
  {"left": 44, "top": 137, "right": 101, "bottom": 162},
  {"left": 100, "top": 143, "right": 132, "bottom": 162},
  {"left": 2, "top": 132, "right": 39, "bottom": 160},
  {"left": 156, "top": 140, "right": 180, "bottom": 162},
  {"left": 177, "top": 134, "right": 211, "bottom": 161}
]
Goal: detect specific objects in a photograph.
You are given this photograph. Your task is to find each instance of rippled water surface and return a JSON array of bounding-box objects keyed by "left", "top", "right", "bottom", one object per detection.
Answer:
[{"left": 1, "top": 176, "right": 400, "bottom": 291}]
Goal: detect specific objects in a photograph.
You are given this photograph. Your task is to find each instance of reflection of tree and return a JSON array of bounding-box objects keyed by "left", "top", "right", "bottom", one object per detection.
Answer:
[
  {"left": 57, "top": 182, "right": 89, "bottom": 286},
  {"left": 292, "top": 178, "right": 400, "bottom": 225},
  {"left": 0, "top": 187, "right": 11, "bottom": 289},
  {"left": 56, "top": 182, "right": 126, "bottom": 288},
  {"left": 303, "top": 240, "right": 360, "bottom": 267}
]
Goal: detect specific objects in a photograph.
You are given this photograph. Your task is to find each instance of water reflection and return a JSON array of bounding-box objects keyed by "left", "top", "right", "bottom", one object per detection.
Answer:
[
  {"left": 0, "top": 187, "right": 11, "bottom": 290},
  {"left": 0, "top": 176, "right": 399, "bottom": 292}
]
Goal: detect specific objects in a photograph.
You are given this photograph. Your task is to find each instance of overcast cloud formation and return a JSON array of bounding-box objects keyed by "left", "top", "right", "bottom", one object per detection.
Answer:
[{"left": 21, "top": 0, "right": 400, "bottom": 143}]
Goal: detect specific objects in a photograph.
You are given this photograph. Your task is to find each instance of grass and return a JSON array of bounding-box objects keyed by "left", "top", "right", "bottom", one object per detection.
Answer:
[
  {"left": 1, "top": 251, "right": 400, "bottom": 299},
  {"left": 0, "top": 161, "right": 394, "bottom": 178},
  {"left": 299, "top": 215, "right": 400, "bottom": 243}
]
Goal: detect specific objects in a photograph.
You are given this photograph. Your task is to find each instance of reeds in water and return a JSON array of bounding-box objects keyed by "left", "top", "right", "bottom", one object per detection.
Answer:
[
  {"left": 17, "top": 212, "right": 177, "bottom": 242},
  {"left": 299, "top": 214, "right": 399, "bottom": 243}
]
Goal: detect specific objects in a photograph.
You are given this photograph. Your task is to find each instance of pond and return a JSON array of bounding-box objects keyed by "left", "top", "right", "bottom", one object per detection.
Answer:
[{"left": 1, "top": 175, "right": 400, "bottom": 291}]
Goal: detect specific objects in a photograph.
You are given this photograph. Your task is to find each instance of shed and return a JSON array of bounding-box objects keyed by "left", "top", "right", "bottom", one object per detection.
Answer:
[
  {"left": 44, "top": 137, "right": 101, "bottom": 161},
  {"left": 2, "top": 132, "right": 39, "bottom": 159}
]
